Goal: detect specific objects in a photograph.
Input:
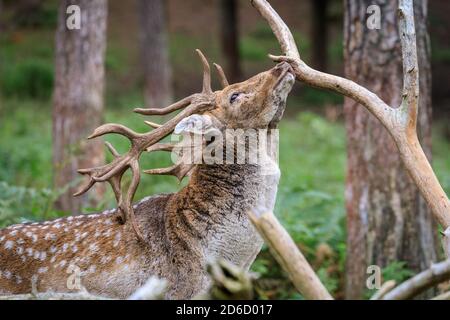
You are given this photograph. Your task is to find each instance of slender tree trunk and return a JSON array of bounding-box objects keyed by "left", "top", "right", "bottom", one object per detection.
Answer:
[
  {"left": 137, "top": 0, "right": 172, "bottom": 108},
  {"left": 53, "top": 0, "right": 107, "bottom": 214},
  {"left": 344, "top": 0, "right": 438, "bottom": 299},
  {"left": 310, "top": 0, "right": 328, "bottom": 71},
  {"left": 219, "top": 0, "right": 242, "bottom": 83}
]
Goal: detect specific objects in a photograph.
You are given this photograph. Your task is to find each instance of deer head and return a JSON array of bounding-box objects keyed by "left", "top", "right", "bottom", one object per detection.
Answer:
[{"left": 74, "top": 49, "right": 294, "bottom": 242}]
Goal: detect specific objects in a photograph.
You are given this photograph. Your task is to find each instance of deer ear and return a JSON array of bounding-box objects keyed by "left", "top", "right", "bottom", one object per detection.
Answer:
[{"left": 174, "top": 114, "right": 213, "bottom": 135}]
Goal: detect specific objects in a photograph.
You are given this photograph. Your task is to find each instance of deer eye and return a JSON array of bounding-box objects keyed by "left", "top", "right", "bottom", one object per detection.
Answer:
[{"left": 229, "top": 93, "right": 240, "bottom": 104}]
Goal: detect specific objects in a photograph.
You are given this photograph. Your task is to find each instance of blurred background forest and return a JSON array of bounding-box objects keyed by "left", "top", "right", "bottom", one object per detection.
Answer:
[{"left": 0, "top": 0, "right": 449, "bottom": 299}]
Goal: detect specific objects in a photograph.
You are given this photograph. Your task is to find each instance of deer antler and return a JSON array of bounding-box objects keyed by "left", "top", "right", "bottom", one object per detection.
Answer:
[{"left": 74, "top": 49, "right": 217, "bottom": 243}]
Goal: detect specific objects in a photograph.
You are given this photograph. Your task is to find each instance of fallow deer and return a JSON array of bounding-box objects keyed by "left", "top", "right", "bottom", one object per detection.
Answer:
[{"left": 0, "top": 50, "right": 294, "bottom": 299}]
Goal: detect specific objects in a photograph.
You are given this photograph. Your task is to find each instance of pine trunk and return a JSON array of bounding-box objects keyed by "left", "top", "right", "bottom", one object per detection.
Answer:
[
  {"left": 53, "top": 0, "right": 107, "bottom": 214},
  {"left": 137, "top": 0, "right": 172, "bottom": 108},
  {"left": 310, "top": 0, "right": 328, "bottom": 71},
  {"left": 220, "top": 0, "right": 242, "bottom": 83},
  {"left": 344, "top": 0, "right": 438, "bottom": 299}
]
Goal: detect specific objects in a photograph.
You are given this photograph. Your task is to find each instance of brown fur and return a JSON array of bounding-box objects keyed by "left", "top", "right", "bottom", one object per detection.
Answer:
[{"left": 0, "top": 63, "right": 294, "bottom": 299}]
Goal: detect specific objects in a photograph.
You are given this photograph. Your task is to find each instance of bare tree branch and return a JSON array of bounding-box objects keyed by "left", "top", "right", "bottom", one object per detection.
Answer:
[
  {"left": 251, "top": 0, "right": 450, "bottom": 248},
  {"left": 248, "top": 208, "right": 333, "bottom": 300},
  {"left": 370, "top": 280, "right": 397, "bottom": 300},
  {"left": 398, "top": 0, "right": 419, "bottom": 130},
  {"left": 431, "top": 291, "right": 450, "bottom": 300}
]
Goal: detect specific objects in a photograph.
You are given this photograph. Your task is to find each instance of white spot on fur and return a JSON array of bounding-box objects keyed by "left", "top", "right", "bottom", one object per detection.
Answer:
[
  {"left": 115, "top": 256, "right": 124, "bottom": 264},
  {"left": 45, "top": 233, "right": 56, "bottom": 241},
  {"left": 4, "top": 240, "right": 14, "bottom": 250},
  {"left": 38, "top": 267, "right": 48, "bottom": 274}
]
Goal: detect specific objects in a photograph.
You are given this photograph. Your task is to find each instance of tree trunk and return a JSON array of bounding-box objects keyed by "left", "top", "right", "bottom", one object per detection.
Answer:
[
  {"left": 310, "top": 0, "right": 328, "bottom": 71},
  {"left": 344, "top": 0, "right": 438, "bottom": 299},
  {"left": 53, "top": 0, "right": 107, "bottom": 214},
  {"left": 219, "top": 0, "right": 242, "bottom": 83},
  {"left": 137, "top": 0, "right": 172, "bottom": 108}
]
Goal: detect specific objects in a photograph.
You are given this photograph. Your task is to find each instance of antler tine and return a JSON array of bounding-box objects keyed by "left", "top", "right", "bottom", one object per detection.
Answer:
[
  {"left": 88, "top": 124, "right": 141, "bottom": 141},
  {"left": 134, "top": 96, "right": 192, "bottom": 116},
  {"left": 213, "top": 63, "right": 229, "bottom": 88},
  {"left": 196, "top": 49, "right": 212, "bottom": 94},
  {"left": 144, "top": 120, "right": 161, "bottom": 129},
  {"left": 144, "top": 163, "right": 194, "bottom": 182},
  {"left": 146, "top": 143, "right": 175, "bottom": 152},
  {"left": 105, "top": 141, "right": 120, "bottom": 157},
  {"left": 124, "top": 160, "right": 145, "bottom": 242}
]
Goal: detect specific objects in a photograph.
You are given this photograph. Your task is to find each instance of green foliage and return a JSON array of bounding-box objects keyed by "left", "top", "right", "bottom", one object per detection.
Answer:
[
  {"left": 300, "top": 86, "right": 343, "bottom": 106},
  {"left": 1, "top": 59, "right": 54, "bottom": 99},
  {"left": 240, "top": 36, "right": 268, "bottom": 62},
  {"left": 382, "top": 261, "right": 414, "bottom": 283},
  {"left": 0, "top": 182, "right": 64, "bottom": 228},
  {"left": 0, "top": 100, "right": 53, "bottom": 187}
]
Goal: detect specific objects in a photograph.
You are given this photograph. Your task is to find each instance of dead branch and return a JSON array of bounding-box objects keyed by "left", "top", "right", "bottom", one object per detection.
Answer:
[
  {"left": 248, "top": 208, "right": 333, "bottom": 300},
  {"left": 381, "top": 259, "right": 450, "bottom": 300},
  {"left": 370, "top": 280, "right": 397, "bottom": 300},
  {"left": 251, "top": 0, "right": 450, "bottom": 254},
  {"left": 431, "top": 291, "right": 450, "bottom": 300}
]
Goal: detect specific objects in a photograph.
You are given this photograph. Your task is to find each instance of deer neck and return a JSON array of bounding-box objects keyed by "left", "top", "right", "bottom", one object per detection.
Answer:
[{"left": 165, "top": 131, "right": 280, "bottom": 269}]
